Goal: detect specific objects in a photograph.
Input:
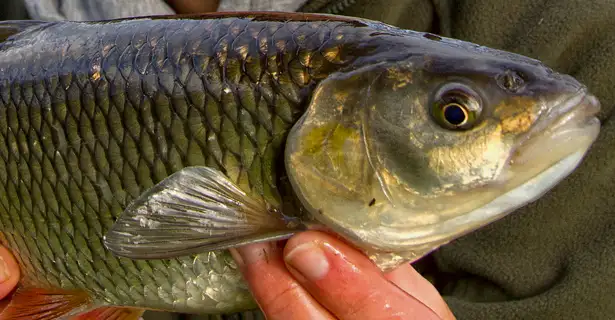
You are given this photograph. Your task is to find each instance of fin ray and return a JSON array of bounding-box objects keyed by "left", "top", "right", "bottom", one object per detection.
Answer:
[
  {"left": 104, "top": 166, "right": 299, "bottom": 259},
  {"left": 0, "top": 288, "right": 91, "bottom": 320},
  {"left": 101, "top": 11, "right": 367, "bottom": 26}
]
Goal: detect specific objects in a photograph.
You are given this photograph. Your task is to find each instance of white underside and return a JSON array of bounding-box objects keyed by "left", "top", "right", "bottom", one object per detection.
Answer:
[{"left": 438, "top": 147, "right": 588, "bottom": 233}]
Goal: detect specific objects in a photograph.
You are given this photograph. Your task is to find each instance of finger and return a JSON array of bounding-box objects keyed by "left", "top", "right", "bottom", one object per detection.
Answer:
[
  {"left": 385, "top": 263, "right": 456, "bottom": 319},
  {"left": 229, "top": 242, "right": 335, "bottom": 320},
  {"left": 0, "top": 246, "right": 19, "bottom": 300},
  {"left": 283, "top": 231, "right": 447, "bottom": 320}
]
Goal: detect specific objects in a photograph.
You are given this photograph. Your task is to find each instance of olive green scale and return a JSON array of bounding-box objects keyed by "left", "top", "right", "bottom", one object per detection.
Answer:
[{"left": 0, "top": 15, "right": 385, "bottom": 315}]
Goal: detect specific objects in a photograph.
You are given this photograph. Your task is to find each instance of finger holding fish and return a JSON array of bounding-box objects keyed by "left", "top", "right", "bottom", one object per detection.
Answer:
[
  {"left": 279, "top": 231, "right": 453, "bottom": 319},
  {"left": 229, "top": 242, "right": 336, "bottom": 320},
  {"left": 231, "top": 232, "right": 455, "bottom": 320},
  {"left": 0, "top": 246, "right": 18, "bottom": 301}
]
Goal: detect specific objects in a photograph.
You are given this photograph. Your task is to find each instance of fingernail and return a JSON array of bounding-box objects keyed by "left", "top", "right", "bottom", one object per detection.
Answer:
[
  {"left": 231, "top": 242, "right": 275, "bottom": 268},
  {"left": 284, "top": 242, "right": 329, "bottom": 281},
  {"left": 0, "top": 256, "right": 9, "bottom": 283}
]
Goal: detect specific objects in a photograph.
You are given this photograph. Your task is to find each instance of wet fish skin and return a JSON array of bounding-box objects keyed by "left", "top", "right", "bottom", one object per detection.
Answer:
[
  {"left": 0, "top": 13, "right": 422, "bottom": 315},
  {"left": 0, "top": 12, "right": 600, "bottom": 319}
]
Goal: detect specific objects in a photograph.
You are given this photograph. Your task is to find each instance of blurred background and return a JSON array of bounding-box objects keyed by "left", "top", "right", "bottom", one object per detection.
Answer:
[{"left": 2, "top": 0, "right": 312, "bottom": 21}]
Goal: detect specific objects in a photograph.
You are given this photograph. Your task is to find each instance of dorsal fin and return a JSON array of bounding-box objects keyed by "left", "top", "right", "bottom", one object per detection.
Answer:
[
  {"left": 101, "top": 11, "right": 369, "bottom": 27},
  {"left": 0, "top": 21, "right": 48, "bottom": 42}
]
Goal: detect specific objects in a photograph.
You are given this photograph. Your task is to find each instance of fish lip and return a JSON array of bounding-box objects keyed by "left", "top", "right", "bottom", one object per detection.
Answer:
[
  {"left": 545, "top": 90, "right": 601, "bottom": 131},
  {"left": 508, "top": 89, "right": 601, "bottom": 166}
]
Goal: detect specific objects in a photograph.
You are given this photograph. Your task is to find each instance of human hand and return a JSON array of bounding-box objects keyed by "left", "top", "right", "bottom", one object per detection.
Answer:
[
  {"left": 0, "top": 246, "right": 19, "bottom": 301},
  {"left": 230, "top": 231, "right": 456, "bottom": 320}
]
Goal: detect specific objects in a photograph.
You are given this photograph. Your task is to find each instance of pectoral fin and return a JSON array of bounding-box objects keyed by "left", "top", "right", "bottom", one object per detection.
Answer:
[{"left": 104, "top": 166, "right": 301, "bottom": 259}]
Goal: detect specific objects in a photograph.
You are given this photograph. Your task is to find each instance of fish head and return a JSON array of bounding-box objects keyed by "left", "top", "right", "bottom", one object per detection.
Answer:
[{"left": 285, "top": 40, "right": 601, "bottom": 270}]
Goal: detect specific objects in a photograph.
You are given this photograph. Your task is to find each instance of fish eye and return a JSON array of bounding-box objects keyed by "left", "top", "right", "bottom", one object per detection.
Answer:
[{"left": 431, "top": 83, "right": 482, "bottom": 130}]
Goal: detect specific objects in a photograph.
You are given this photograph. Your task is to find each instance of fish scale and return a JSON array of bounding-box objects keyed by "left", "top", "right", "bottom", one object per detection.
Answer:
[{"left": 0, "top": 15, "right": 376, "bottom": 315}]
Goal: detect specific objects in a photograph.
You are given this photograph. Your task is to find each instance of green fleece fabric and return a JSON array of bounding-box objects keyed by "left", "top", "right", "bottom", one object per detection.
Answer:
[
  {"left": 336, "top": 0, "right": 615, "bottom": 319},
  {"left": 0, "top": 0, "right": 29, "bottom": 20}
]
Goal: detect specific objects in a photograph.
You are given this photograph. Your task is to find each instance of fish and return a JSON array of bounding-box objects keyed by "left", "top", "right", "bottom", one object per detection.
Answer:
[{"left": 0, "top": 11, "right": 600, "bottom": 319}]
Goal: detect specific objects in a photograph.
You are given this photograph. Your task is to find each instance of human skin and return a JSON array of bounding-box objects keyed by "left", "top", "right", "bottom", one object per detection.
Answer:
[
  {"left": 0, "top": 246, "right": 20, "bottom": 303},
  {"left": 230, "top": 231, "right": 456, "bottom": 320}
]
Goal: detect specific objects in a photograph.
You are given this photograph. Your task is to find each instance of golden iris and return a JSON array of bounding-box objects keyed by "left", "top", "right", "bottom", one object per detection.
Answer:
[{"left": 432, "top": 83, "right": 482, "bottom": 130}]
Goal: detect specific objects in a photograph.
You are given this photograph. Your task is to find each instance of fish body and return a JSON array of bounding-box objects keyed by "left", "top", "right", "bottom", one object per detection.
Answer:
[{"left": 0, "top": 12, "right": 600, "bottom": 319}]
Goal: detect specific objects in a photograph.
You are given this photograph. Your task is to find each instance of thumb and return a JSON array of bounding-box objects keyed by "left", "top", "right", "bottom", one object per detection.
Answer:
[{"left": 282, "top": 231, "right": 454, "bottom": 319}]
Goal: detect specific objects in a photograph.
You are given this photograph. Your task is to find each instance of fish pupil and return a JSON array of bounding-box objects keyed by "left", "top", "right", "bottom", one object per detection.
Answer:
[{"left": 443, "top": 104, "right": 467, "bottom": 126}]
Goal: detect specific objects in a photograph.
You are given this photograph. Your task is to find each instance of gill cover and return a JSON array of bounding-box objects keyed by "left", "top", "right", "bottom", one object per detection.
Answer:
[{"left": 284, "top": 62, "right": 431, "bottom": 269}]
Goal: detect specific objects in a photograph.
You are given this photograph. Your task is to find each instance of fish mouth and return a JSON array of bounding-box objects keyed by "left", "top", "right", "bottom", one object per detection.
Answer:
[{"left": 506, "top": 90, "right": 601, "bottom": 180}]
